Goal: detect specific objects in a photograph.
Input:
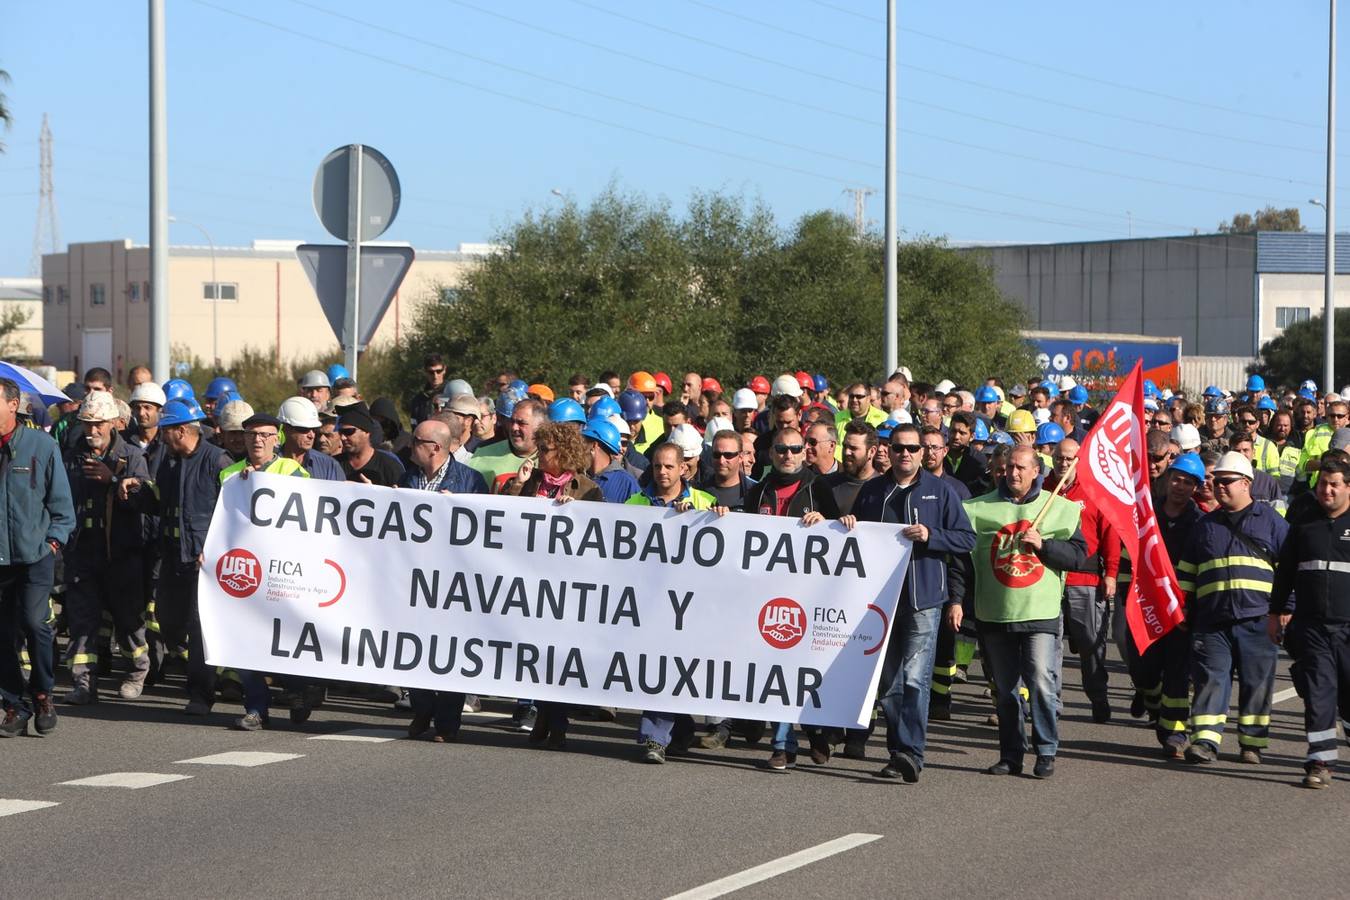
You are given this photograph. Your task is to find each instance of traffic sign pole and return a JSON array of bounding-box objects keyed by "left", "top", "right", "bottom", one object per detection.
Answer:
[{"left": 344, "top": 145, "right": 364, "bottom": 380}]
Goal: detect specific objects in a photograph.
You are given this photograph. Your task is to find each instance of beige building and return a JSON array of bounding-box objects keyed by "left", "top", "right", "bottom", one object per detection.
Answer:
[
  {"left": 40, "top": 239, "right": 489, "bottom": 378},
  {"left": 0, "top": 277, "right": 45, "bottom": 361}
]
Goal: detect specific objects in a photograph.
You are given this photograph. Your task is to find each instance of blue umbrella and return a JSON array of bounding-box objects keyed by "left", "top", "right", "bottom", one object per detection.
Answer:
[{"left": 0, "top": 361, "right": 73, "bottom": 407}]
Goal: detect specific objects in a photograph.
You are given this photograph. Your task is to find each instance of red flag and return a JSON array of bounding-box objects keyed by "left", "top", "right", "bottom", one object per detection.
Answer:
[{"left": 1075, "top": 361, "right": 1185, "bottom": 653}]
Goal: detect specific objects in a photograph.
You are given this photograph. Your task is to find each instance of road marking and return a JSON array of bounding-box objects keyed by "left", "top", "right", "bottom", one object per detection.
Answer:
[
  {"left": 1274, "top": 687, "right": 1299, "bottom": 704},
  {"left": 175, "top": 751, "right": 304, "bottom": 767},
  {"left": 664, "top": 833, "right": 883, "bottom": 900},
  {"left": 310, "top": 728, "right": 405, "bottom": 743},
  {"left": 464, "top": 711, "right": 513, "bottom": 722},
  {"left": 59, "top": 772, "right": 193, "bottom": 789},
  {"left": 0, "top": 799, "right": 59, "bottom": 818}
]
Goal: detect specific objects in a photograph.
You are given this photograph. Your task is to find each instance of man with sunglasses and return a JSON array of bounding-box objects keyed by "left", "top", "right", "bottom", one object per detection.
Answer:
[
  {"left": 337, "top": 409, "right": 404, "bottom": 487},
  {"left": 1230, "top": 404, "right": 1281, "bottom": 485},
  {"left": 1295, "top": 400, "right": 1350, "bottom": 492},
  {"left": 1176, "top": 451, "right": 1288, "bottom": 765},
  {"left": 694, "top": 429, "right": 756, "bottom": 513},
  {"left": 834, "top": 381, "right": 888, "bottom": 450},
  {"left": 1229, "top": 433, "right": 1282, "bottom": 507},
  {"left": 1149, "top": 410, "right": 1174, "bottom": 434},
  {"left": 840, "top": 423, "right": 974, "bottom": 782},
  {"left": 804, "top": 422, "right": 838, "bottom": 476},
  {"left": 407, "top": 353, "right": 447, "bottom": 427}
]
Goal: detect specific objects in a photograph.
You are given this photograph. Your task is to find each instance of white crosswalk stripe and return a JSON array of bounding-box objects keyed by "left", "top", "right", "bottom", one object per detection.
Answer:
[
  {"left": 59, "top": 773, "right": 193, "bottom": 789},
  {"left": 175, "top": 751, "right": 304, "bottom": 767},
  {"left": 0, "top": 799, "right": 59, "bottom": 818},
  {"left": 309, "top": 728, "right": 405, "bottom": 743}
]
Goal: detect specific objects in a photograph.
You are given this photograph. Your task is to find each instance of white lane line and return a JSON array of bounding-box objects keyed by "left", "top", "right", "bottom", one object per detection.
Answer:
[
  {"left": 309, "top": 728, "right": 405, "bottom": 743},
  {"left": 59, "top": 772, "right": 193, "bottom": 789},
  {"left": 665, "top": 833, "right": 883, "bottom": 900},
  {"left": 1274, "top": 687, "right": 1299, "bottom": 704},
  {"left": 0, "top": 800, "right": 59, "bottom": 818},
  {"left": 464, "top": 711, "right": 513, "bottom": 721},
  {"left": 175, "top": 751, "right": 304, "bottom": 767}
]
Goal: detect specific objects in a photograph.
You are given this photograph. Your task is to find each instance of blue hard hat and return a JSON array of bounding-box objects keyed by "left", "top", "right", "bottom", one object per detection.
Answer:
[
  {"left": 1246, "top": 374, "right": 1265, "bottom": 392},
  {"left": 990, "top": 430, "right": 1013, "bottom": 446},
  {"left": 497, "top": 387, "right": 525, "bottom": 419},
  {"left": 812, "top": 374, "right": 829, "bottom": 393},
  {"left": 1205, "top": 398, "right": 1229, "bottom": 415},
  {"left": 1067, "top": 385, "right": 1089, "bottom": 405},
  {"left": 327, "top": 364, "right": 352, "bottom": 385},
  {"left": 1143, "top": 379, "right": 1159, "bottom": 398},
  {"left": 548, "top": 398, "right": 586, "bottom": 425},
  {"left": 159, "top": 398, "right": 206, "bottom": 427},
  {"left": 973, "top": 418, "right": 990, "bottom": 441},
  {"left": 163, "top": 378, "right": 195, "bottom": 402},
  {"left": 203, "top": 376, "right": 238, "bottom": 401},
  {"left": 588, "top": 396, "right": 622, "bottom": 421},
  {"left": 1257, "top": 396, "right": 1278, "bottom": 411},
  {"left": 218, "top": 389, "right": 244, "bottom": 408},
  {"left": 974, "top": 385, "right": 1000, "bottom": 404},
  {"left": 876, "top": 421, "right": 895, "bottom": 441},
  {"left": 1299, "top": 387, "right": 1317, "bottom": 400},
  {"left": 1202, "top": 385, "right": 1223, "bottom": 398},
  {"left": 1040, "top": 380, "right": 1060, "bottom": 397},
  {"left": 1167, "top": 452, "right": 1205, "bottom": 483},
  {"left": 580, "top": 419, "right": 623, "bottom": 456},
  {"left": 1035, "top": 422, "right": 1065, "bottom": 445},
  {"left": 617, "top": 388, "right": 649, "bottom": 422},
  {"left": 1301, "top": 379, "right": 1319, "bottom": 392},
  {"left": 508, "top": 379, "right": 529, "bottom": 394}
]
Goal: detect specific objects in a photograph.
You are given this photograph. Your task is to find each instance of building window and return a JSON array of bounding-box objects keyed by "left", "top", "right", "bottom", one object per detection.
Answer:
[
  {"left": 439, "top": 287, "right": 460, "bottom": 305},
  {"left": 42, "top": 287, "right": 51, "bottom": 305},
  {"left": 128, "top": 282, "right": 141, "bottom": 302},
  {"left": 143, "top": 281, "right": 151, "bottom": 304},
  {"left": 1276, "top": 306, "right": 1311, "bottom": 329},
  {"left": 90, "top": 283, "right": 107, "bottom": 306},
  {"left": 57, "top": 285, "right": 67, "bottom": 304},
  {"left": 203, "top": 282, "right": 237, "bottom": 302}
]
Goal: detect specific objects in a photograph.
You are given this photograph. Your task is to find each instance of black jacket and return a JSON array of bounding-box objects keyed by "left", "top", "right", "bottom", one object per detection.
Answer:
[
  {"left": 63, "top": 430, "right": 150, "bottom": 560},
  {"left": 744, "top": 469, "right": 840, "bottom": 520},
  {"left": 944, "top": 447, "right": 990, "bottom": 496},
  {"left": 1273, "top": 508, "right": 1350, "bottom": 623},
  {"left": 139, "top": 437, "right": 232, "bottom": 566}
]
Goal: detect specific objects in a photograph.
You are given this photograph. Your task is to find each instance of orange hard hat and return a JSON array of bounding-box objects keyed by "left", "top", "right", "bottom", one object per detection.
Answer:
[
  {"left": 528, "top": 383, "right": 555, "bottom": 402},
  {"left": 628, "top": 371, "right": 658, "bottom": 393}
]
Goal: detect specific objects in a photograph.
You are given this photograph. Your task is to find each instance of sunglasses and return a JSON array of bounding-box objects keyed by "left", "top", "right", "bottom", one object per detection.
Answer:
[
  {"left": 425, "top": 367, "right": 445, "bottom": 375},
  {"left": 891, "top": 443, "right": 921, "bottom": 454},
  {"left": 338, "top": 428, "right": 358, "bottom": 437},
  {"left": 713, "top": 450, "right": 740, "bottom": 460},
  {"left": 1149, "top": 452, "right": 1174, "bottom": 463},
  {"left": 1151, "top": 419, "right": 1171, "bottom": 428},
  {"left": 1213, "top": 475, "right": 1246, "bottom": 487},
  {"left": 848, "top": 393, "right": 868, "bottom": 401},
  {"left": 804, "top": 437, "right": 833, "bottom": 447},
  {"left": 1333, "top": 412, "right": 1349, "bottom": 419},
  {"left": 413, "top": 437, "right": 440, "bottom": 448},
  {"left": 942, "top": 402, "right": 960, "bottom": 410},
  {"left": 773, "top": 444, "right": 805, "bottom": 454}
]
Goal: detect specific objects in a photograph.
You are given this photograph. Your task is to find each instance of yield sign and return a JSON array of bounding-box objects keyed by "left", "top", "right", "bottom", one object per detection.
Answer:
[{"left": 296, "top": 244, "right": 415, "bottom": 350}]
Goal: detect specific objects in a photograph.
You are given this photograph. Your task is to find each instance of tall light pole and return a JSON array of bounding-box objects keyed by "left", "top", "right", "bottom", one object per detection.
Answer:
[
  {"left": 1324, "top": 0, "right": 1338, "bottom": 393},
  {"left": 883, "top": 0, "right": 898, "bottom": 377},
  {"left": 168, "top": 215, "right": 218, "bottom": 368},
  {"left": 149, "top": 0, "right": 169, "bottom": 381}
]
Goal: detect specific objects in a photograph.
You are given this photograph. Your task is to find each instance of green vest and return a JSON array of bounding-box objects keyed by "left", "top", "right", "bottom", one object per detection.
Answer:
[
  {"left": 220, "top": 456, "right": 309, "bottom": 484},
  {"left": 626, "top": 485, "right": 715, "bottom": 510},
  {"left": 1296, "top": 424, "right": 1334, "bottom": 485},
  {"left": 964, "top": 488, "right": 1081, "bottom": 624}
]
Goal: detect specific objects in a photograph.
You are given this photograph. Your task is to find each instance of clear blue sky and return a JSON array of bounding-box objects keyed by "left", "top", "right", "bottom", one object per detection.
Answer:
[{"left": 1, "top": 0, "right": 1347, "bottom": 274}]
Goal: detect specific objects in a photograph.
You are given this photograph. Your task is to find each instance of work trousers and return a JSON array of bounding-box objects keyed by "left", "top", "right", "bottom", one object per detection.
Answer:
[
  {"left": 0, "top": 553, "right": 57, "bottom": 716},
  {"left": 1292, "top": 619, "right": 1350, "bottom": 770},
  {"left": 1128, "top": 627, "right": 1191, "bottom": 746},
  {"left": 1061, "top": 584, "right": 1109, "bottom": 705},
  {"left": 410, "top": 690, "right": 465, "bottom": 735},
  {"left": 63, "top": 552, "right": 148, "bottom": 691},
  {"left": 1189, "top": 618, "right": 1277, "bottom": 751},
  {"left": 930, "top": 622, "right": 980, "bottom": 707},
  {"left": 984, "top": 629, "right": 1060, "bottom": 759},
  {"left": 155, "top": 560, "right": 217, "bottom": 706}
]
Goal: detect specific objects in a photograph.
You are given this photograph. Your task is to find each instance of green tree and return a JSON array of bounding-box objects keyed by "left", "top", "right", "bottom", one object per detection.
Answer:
[
  {"left": 0, "top": 306, "right": 32, "bottom": 359},
  {"left": 1217, "top": 206, "right": 1305, "bottom": 234},
  {"left": 0, "top": 67, "right": 11, "bottom": 152},
  {"left": 1252, "top": 308, "right": 1350, "bottom": 389},
  {"left": 396, "top": 188, "right": 1037, "bottom": 403}
]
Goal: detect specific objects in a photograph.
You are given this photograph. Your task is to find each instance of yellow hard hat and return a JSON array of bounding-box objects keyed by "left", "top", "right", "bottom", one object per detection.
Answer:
[{"left": 1007, "top": 409, "right": 1037, "bottom": 434}]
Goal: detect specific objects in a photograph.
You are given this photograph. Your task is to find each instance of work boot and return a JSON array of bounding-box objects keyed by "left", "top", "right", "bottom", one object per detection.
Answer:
[
  {"left": 642, "top": 741, "right": 666, "bottom": 764},
  {"left": 62, "top": 686, "right": 97, "bottom": 706},
  {"left": 876, "top": 752, "right": 919, "bottom": 783},
  {"left": 699, "top": 726, "right": 731, "bottom": 750},
  {"left": 1302, "top": 764, "right": 1332, "bottom": 789},
  {"left": 737, "top": 720, "right": 766, "bottom": 746},
  {"left": 808, "top": 732, "right": 832, "bottom": 766},
  {"left": 1163, "top": 736, "right": 1188, "bottom": 761},
  {"left": 1032, "top": 755, "right": 1055, "bottom": 778},
  {"left": 1185, "top": 741, "right": 1218, "bottom": 764},
  {"left": 667, "top": 732, "right": 695, "bottom": 757},
  {"left": 408, "top": 711, "right": 433, "bottom": 739},
  {"left": 766, "top": 750, "right": 796, "bottom": 772},
  {"left": 1091, "top": 700, "right": 1112, "bottom": 724},
  {"left": 984, "top": 758, "right": 1022, "bottom": 776},
  {"left": 1130, "top": 691, "right": 1146, "bottom": 718},
  {"left": 1238, "top": 748, "right": 1262, "bottom": 765},
  {"left": 928, "top": 698, "right": 952, "bottom": 721},
  {"left": 118, "top": 680, "right": 144, "bottom": 700},
  {"left": 840, "top": 738, "right": 868, "bottom": 760},
  {"left": 0, "top": 707, "right": 28, "bottom": 738},
  {"left": 34, "top": 694, "right": 57, "bottom": 736}
]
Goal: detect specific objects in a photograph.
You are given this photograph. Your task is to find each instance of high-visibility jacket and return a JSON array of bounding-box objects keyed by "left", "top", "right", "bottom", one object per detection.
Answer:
[
  {"left": 220, "top": 456, "right": 309, "bottom": 483},
  {"left": 833, "top": 406, "right": 889, "bottom": 460},
  {"left": 1271, "top": 442, "right": 1301, "bottom": 494},
  {"left": 625, "top": 483, "right": 715, "bottom": 510},
  {"left": 1296, "top": 423, "right": 1335, "bottom": 485},
  {"left": 1176, "top": 502, "right": 1288, "bottom": 631},
  {"left": 1251, "top": 435, "right": 1281, "bottom": 479}
]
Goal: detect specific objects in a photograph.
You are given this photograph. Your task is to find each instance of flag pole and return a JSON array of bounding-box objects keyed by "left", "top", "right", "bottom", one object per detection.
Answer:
[{"left": 1028, "top": 457, "right": 1078, "bottom": 534}]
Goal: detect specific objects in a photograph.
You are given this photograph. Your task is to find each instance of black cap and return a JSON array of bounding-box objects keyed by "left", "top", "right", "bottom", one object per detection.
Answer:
[
  {"left": 63, "top": 382, "right": 88, "bottom": 402},
  {"left": 242, "top": 413, "right": 281, "bottom": 430},
  {"left": 338, "top": 408, "right": 375, "bottom": 434}
]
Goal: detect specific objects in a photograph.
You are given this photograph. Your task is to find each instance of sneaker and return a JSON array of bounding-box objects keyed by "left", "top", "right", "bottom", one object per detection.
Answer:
[
  {"left": 840, "top": 739, "right": 869, "bottom": 760},
  {"left": 117, "top": 680, "right": 144, "bottom": 700},
  {"left": 1238, "top": 748, "right": 1262, "bottom": 765},
  {"left": 34, "top": 694, "right": 57, "bottom": 736},
  {"left": 1130, "top": 691, "right": 1146, "bottom": 719},
  {"left": 928, "top": 700, "right": 952, "bottom": 722},
  {"left": 231, "top": 711, "right": 267, "bottom": 732},
  {"left": 877, "top": 752, "right": 919, "bottom": 783},
  {"left": 642, "top": 740, "right": 666, "bottom": 764},
  {"left": 766, "top": 750, "right": 796, "bottom": 771},
  {"left": 62, "top": 686, "right": 97, "bottom": 706},
  {"left": 699, "top": 727, "right": 730, "bottom": 750},
  {"left": 1091, "top": 700, "right": 1112, "bottom": 724},
  {"left": 516, "top": 706, "right": 537, "bottom": 733},
  {"left": 808, "top": 733, "right": 832, "bottom": 766},
  {"left": 462, "top": 695, "right": 481, "bottom": 713},
  {"left": 394, "top": 689, "right": 413, "bottom": 711},
  {"left": 408, "top": 711, "right": 433, "bottom": 739},
  {"left": 182, "top": 699, "right": 212, "bottom": 716},
  {"left": 1185, "top": 741, "right": 1218, "bottom": 764},
  {"left": 0, "top": 706, "right": 29, "bottom": 738},
  {"left": 984, "top": 758, "right": 1022, "bottom": 776},
  {"left": 1032, "top": 755, "right": 1055, "bottom": 778},
  {"left": 1302, "top": 764, "right": 1332, "bottom": 789}
]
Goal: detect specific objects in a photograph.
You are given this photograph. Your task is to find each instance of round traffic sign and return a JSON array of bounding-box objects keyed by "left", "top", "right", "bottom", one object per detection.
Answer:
[{"left": 312, "top": 144, "right": 401, "bottom": 243}]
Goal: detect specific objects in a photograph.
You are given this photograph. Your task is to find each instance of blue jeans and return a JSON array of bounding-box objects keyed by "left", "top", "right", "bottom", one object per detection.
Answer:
[
  {"left": 771, "top": 721, "right": 799, "bottom": 753},
  {"left": 878, "top": 605, "right": 942, "bottom": 767},
  {"left": 638, "top": 711, "right": 695, "bottom": 747},
  {"left": 983, "top": 629, "right": 1060, "bottom": 759},
  {"left": 238, "top": 670, "right": 272, "bottom": 717},
  {"left": 0, "top": 553, "right": 57, "bottom": 716}
]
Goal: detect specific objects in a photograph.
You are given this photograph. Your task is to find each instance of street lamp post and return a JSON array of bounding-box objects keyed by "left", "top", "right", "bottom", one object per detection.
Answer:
[
  {"left": 168, "top": 215, "right": 218, "bottom": 368},
  {"left": 1326, "top": 0, "right": 1338, "bottom": 394}
]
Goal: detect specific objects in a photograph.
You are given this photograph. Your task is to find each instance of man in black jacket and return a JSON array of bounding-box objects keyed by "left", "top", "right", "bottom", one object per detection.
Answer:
[{"left": 944, "top": 411, "right": 990, "bottom": 496}]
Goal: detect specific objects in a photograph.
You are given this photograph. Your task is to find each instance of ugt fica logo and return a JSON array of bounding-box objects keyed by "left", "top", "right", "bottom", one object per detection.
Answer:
[
  {"left": 216, "top": 548, "right": 261, "bottom": 598},
  {"left": 758, "top": 597, "right": 806, "bottom": 649}
]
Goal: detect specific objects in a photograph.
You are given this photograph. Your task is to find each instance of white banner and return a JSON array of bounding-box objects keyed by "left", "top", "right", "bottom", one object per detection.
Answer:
[{"left": 199, "top": 472, "right": 911, "bottom": 727}]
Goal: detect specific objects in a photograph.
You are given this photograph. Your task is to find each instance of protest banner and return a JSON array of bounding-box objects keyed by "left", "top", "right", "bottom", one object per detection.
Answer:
[{"left": 199, "top": 473, "right": 912, "bottom": 727}]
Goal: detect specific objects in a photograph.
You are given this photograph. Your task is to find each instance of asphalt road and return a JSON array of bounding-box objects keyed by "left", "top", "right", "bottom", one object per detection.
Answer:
[{"left": 3, "top": 650, "right": 1346, "bottom": 899}]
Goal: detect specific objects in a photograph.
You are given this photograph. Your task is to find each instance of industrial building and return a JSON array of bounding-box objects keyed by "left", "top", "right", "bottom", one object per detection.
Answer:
[{"left": 0, "top": 277, "right": 45, "bottom": 361}]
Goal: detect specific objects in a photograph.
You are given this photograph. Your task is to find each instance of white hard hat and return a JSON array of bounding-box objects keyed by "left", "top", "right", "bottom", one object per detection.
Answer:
[
  {"left": 770, "top": 374, "right": 803, "bottom": 398},
  {"left": 77, "top": 392, "right": 120, "bottom": 423},
  {"left": 129, "top": 382, "right": 167, "bottom": 407},
  {"left": 217, "top": 400, "right": 255, "bottom": 432},
  {"left": 1213, "top": 450, "right": 1253, "bottom": 480},
  {"left": 277, "top": 396, "right": 322, "bottom": 429},
  {"left": 298, "top": 369, "right": 330, "bottom": 389},
  {"left": 703, "top": 416, "right": 734, "bottom": 445},
  {"left": 1172, "top": 423, "right": 1201, "bottom": 451},
  {"left": 732, "top": 388, "right": 758, "bottom": 410},
  {"left": 668, "top": 423, "right": 704, "bottom": 459},
  {"left": 1032, "top": 407, "right": 1051, "bottom": 425},
  {"left": 441, "top": 378, "right": 474, "bottom": 399},
  {"left": 934, "top": 379, "right": 956, "bottom": 395},
  {"left": 1058, "top": 374, "right": 1077, "bottom": 391},
  {"left": 896, "top": 366, "right": 913, "bottom": 382},
  {"left": 607, "top": 414, "right": 630, "bottom": 436}
]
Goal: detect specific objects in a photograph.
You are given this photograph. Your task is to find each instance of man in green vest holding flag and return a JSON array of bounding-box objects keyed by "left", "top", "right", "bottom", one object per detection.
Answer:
[{"left": 965, "top": 444, "right": 1086, "bottom": 779}]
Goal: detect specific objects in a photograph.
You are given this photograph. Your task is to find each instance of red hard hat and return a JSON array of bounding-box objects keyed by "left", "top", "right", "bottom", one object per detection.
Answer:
[
  {"left": 654, "top": 372, "right": 673, "bottom": 394},
  {"left": 795, "top": 371, "right": 813, "bottom": 391},
  {"left": 749, "top": 375, "right": 771, "bottom": 394},
  {"left": 701, "top": 377, "right": 723, "bottom": 395}
]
